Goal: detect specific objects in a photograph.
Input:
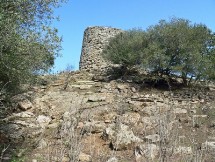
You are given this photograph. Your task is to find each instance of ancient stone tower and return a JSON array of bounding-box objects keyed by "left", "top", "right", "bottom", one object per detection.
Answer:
[{"left": 79, "top": 26, "right": 122, "bottom": 72}]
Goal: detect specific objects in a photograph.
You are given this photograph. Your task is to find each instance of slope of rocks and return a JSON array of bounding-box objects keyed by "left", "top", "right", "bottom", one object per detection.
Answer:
[{"left": 0, "top": 71, "right": 215, "bottom": 162}]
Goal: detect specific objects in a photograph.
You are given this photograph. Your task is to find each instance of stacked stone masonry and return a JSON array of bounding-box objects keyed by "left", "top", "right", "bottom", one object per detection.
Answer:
[{"left": 79, "top": 26, "right": 123, "bottom": 72}]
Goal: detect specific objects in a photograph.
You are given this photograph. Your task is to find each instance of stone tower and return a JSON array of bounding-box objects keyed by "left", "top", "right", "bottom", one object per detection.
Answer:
[{"left": 79, "top": 26, "right": 122, "bottom": 72}]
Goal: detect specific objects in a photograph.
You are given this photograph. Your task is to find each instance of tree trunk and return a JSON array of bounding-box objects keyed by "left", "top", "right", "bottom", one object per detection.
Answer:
[{"left": 182, "top": 72, "right": 187, "bottom": 86}]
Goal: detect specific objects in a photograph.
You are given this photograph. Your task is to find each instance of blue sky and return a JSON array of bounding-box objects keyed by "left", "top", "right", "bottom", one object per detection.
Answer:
[{"left": 52, "top": 0, "right": 215, "bottom": 72}]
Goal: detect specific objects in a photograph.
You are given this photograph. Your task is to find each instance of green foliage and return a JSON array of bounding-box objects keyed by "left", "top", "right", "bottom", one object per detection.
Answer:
[
  {"left": 0, "top": 0, "right": 66, "bottom": 92},
  {"left": 103, "top": 29, "right": 147, "bottom": 69},
  {"left": 11, "top": 156, "right": 25, "bottom": 162},
  {"left": 103, "top": 18, "right": 215, "bottom": 84},
  {"left": 145, "top": 18, "right": 215, "bottom": 83}
]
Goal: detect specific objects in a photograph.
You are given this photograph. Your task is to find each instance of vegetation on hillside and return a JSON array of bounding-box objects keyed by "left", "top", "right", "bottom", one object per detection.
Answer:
[
  {"left": 103, "top": 18, "right": 215, "bottom": 85},
  {"left": 0, "top": 0, "right": 66, "bottom": 93}
]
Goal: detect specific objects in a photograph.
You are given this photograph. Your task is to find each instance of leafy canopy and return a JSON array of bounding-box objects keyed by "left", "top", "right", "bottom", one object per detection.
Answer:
[
  {"left": 103, "top": 18, "right": 215, "bottom": 84},
  {"left": 0, "top": 0, "right": 66, "bottom": 92},
  {"left": 145, "top": 18, "right": 215, "bottom": 82},
  {"left": 103, "top": 29, "right": 147, "bottom": 68}
]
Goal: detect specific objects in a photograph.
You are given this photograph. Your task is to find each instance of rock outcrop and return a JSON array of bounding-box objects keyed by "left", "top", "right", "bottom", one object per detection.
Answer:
[{"left": 0, "top": 71, "right": 215, "bottom": 162}]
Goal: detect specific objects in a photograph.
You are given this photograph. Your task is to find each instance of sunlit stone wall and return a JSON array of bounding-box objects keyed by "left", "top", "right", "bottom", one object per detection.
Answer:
[{"left": 79, "top": 26, "right": 122, "bottom": 72}]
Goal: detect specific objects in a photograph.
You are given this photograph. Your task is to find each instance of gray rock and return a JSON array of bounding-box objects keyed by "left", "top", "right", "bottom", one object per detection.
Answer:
[
  {"left": 202, "top": 141, "right": 215, "bottom": 150},
  {"left": 144, "top": 134, "right": 160, "bottom": 143},
  {"left": 18, "top": 99, "right": 33, "bottom": 110},
  {"left": 47, "top": 122, "right": 59, "bottom": 129},
  {"left": 36, "top": 115, "right": 51, "bottom": 128},
  {"left": 142, "top": 116, "right": 159, "bottom": 130},
  {"left": 103, "top": 123, "right": 143, "bottom": 150},
  {"left": 174, "top": 108, "right": 187, "bottom": 114},
  {"left": 116, "top": 84, "right": 128, "bottom": 91},
  {"left": 37, "top": 139, "right": 48, "bottom": 149},
  {"left": 70, "top": 84, "right": 92, "bottom": 90},
  {"left": 79, "top": 152, "right": 91, "bottom": 162},
  {"left": 63, "top": 111, "right": 70, "bottom": 120},
  {"left": 88, "top": 95, "right": 106, "bottom": 102},
  {"left": 174, "top": 146, "right": 192, "bottom": 154},
  {"left": 79, "top": 85, "right": 93, "bottom": 90},
  {"left": 135, "top": 144, "right": 159, "bottom": 161},
  {"left": 119, "top": 112, "right": 140, "bottom": 125},
  {"left": 106, "top": 157, "right": 118, "bottom": 162},
  {"left": 13, "top": 120, "right": 37, "bottom": 128},
  {"left": 131, "top": 87, "right": 136, "bottom": 92},
  {"left": 13, "top": 112, "right": 35, "bottom": 118},
  {"left": 84, "top": 121, "right": 106, "bottom": 133}
]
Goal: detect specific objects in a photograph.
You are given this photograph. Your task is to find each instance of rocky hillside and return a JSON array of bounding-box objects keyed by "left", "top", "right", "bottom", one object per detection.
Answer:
[{"left": 0, "top": 71, "right": 215, "bottom": 162}]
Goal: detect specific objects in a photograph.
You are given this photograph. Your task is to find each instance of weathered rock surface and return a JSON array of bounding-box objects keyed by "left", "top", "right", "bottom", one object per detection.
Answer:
[
  {"left": 135, "top": 143, "right": 159, "bottom": 161},
  {"left": 18, "top": 99, "right": 33, "bottom": 110},
  {"left": 103, "top": 123, "right": 143, "bottom": 150},
  {"left": 0, "top": 71, "right": 215, "bottom": 162},
  {"left": 79, "top": 152, "right": 92, "bottom": 162},
  {"left": 106, "top": 157, "right": 118, "bottom": 162}
]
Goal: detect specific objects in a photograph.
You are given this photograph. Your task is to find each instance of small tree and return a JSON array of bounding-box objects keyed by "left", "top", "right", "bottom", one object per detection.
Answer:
[
  {"left": 144, "top": 18, "right": 215, "bottom": 84},
  {"left": 103, "top": 18, "right": 215, "bottom": 84},
  {"left": 103, "top": 29, "right": 148, "bottom": 74},
  {"left": 0, "top": 0, "right": 66, "bottom": 92}
]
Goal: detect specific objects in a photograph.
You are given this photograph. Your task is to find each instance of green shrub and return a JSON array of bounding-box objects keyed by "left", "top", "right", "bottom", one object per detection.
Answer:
[
  {"left": 103, "top": 29, "right": 148, "bottom": 74},
  {"left": 0, "top": 0, "right": 66, "bottom": 93},
  {"left": 103, "top": 18, "right": 215, "bottom": 85},
  {"left": 145, "top": 18, "right": 215, "bottom": 84}
]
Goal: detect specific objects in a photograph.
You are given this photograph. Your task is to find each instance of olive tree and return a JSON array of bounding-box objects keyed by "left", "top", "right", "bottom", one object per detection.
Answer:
[
  {"left": 145, "top": 18, "right": 215, "bottom": 84},
  {"left": 0, "top": 0, "right": 66, "bottom": 92},
  {"left": 103, "top": 18, "right": 215, "bottom": 84},
  {"left": 103, "top": 29, "right": 148, "bottom": 74}
]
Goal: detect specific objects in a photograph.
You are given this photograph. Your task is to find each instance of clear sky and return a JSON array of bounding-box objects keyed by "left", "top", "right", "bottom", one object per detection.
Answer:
[{"left": 52, "top": 0, "right": 215, "bottom": 72}]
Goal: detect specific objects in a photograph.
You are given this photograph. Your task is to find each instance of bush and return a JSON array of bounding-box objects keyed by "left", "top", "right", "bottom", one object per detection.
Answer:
[
  {"left": 0, "top": 0, "right": 66, "bottom": 93},
  {"left": 103, "top": 29, "right": 148, "bottom": 74},
  {"left": 103, "top": 18, "right": 215, "bottom": 85},
  {"left": 145, "top": 18, "right": 215, "bottom": 84}
]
